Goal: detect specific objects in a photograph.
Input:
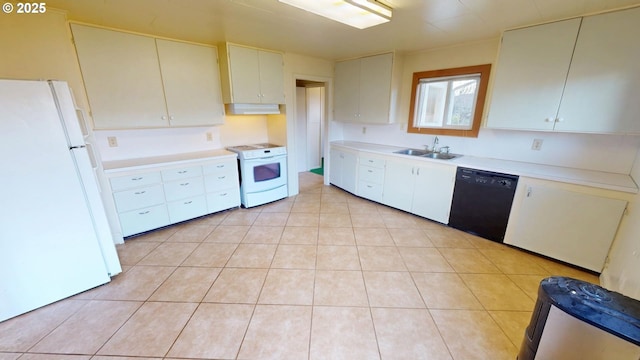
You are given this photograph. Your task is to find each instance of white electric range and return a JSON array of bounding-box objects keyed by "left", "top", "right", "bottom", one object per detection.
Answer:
[{"left": 226, "top": 143, "right": 288, "bottom": 208}]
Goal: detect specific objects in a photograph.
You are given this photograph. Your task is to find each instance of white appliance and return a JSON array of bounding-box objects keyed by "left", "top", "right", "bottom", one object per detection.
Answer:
[
  {"left": 518, "top": 277, "right": 640, "bottom": 359},
  {"left": 0, "top": 79, "right": 122, "bottom": 322},
  {"left": 227, "top": 143, "right": 288, "bottom": 208}
]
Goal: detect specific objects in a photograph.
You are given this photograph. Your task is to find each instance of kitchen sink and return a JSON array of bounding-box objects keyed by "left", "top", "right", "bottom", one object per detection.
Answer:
[
  {"left": 394, "top": 148, "right": 430, "bottom": 156},
  {"left": 422, "top": 152, "right": 461, "bottom": 160}
]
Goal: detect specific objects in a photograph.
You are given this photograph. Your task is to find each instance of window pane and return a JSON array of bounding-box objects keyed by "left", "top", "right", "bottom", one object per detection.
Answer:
[
  {"left": 413, "top": 74, "right": 480, "bottom": 130},
  {"left": 448, "top": 78, "right": 479, "bottom": 128},
  {"left": 415, "top": 81, "right": 447, "bottom": 127}
]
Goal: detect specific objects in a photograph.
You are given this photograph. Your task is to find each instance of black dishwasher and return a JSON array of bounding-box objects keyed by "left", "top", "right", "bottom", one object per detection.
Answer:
[{"left": 448, "top": 167, "right": 518, "bottom": 243}]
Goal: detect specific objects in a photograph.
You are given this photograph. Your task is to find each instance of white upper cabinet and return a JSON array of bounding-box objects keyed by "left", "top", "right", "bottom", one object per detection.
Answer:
[
  {"left": 219, "top": 43, "right": 285, "bottom": 104},
  {"left": 155, "top": 39, "right": 225, "bottom": 127},
  {"left": 72, "top": 24, "right": 225, "bottom": 129},
  {"left": 72, "top": 24, "right": 168, "bottom": 129},
  {"left": 487, "top": 7, "right": 640, "bottom": 134},
  {"left": 334, "top": 52, "right": 397, "bottom": 124}
]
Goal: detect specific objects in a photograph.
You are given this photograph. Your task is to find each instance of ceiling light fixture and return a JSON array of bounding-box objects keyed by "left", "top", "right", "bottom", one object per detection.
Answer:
[{"left": 278, "top": 0, "right": 392, "bottom": 29}]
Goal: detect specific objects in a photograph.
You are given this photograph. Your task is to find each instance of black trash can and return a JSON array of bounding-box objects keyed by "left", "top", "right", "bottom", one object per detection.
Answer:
[{"left": 518, "top": 276, "right": 640, "bottom": 360}]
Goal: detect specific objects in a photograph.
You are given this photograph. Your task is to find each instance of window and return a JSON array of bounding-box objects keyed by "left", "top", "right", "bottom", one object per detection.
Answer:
[{"left": 407, "top": 64, "right": 491, "bottom": 138}]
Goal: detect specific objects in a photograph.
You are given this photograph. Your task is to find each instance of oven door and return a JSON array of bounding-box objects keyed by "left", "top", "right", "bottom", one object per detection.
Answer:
[{"left": 241, "top": 154, "right": 287, "bottom": 193}]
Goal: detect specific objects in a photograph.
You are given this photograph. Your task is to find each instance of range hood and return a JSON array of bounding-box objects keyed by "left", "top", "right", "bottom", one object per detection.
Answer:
[{"left": 226, "top": 103, "right": 281, "bottom": 115}]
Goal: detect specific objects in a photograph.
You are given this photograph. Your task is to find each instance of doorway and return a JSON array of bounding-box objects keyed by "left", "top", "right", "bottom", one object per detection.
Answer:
[{"left": 295, "top": 79, "right": 325, "bottom": 175}]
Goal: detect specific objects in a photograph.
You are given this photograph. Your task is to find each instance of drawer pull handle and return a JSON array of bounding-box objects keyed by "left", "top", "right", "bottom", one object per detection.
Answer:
[
  {"left": 368, "top": 160, "right": 374, "bottom": 163},
  {"left": 367, "top": 185, "right": 373, "bottom": 188},
  {"left": 178, "top": 170, "right": 188, "bottom": 174},
  {"left": 184, "top": 201, "right": 192, "bottom": 205},
  {"left": 218, "top": 176, "right": 226, "bottom": 179},
  {"left": 134, "top": 191, "right": 146, "bottom": 195},
  {"left": 139, "top": 210, "right": 150, "bottom": 215},
  {"left": 180, "top": 182, "right": 190, "bottom": 186},
  {"left": 217, "top": 165, "right": 224, "bottom": 168},
  {"left": 132, "top": 177, "right": 143, "bottom": 181},
  {"left": 220, "top": 193, "right": 227, "bottom": 196},
  {"left": 368, "top": 170, "right": 373, "bottom": 173}
]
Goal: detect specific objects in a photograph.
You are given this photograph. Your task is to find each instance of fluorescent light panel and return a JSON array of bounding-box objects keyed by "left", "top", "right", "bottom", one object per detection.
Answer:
[{"left": 279, "top": 0, "right": 392, "bottom": 29}]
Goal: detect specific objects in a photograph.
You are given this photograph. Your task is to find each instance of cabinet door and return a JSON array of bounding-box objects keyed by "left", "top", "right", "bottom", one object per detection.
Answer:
[
  {"left": 71, "top": 24, "right": 168, "bottom": 129},
  {"left": 334, "top": 59, "right": 360, "bottom": 122},
  {"left": 258, "top": 50, "right": 285, "bottom": 104},
  {"left": 382, "top": 160, "right": 415, "bottom": 212},
  {"left": 228, "top": 45, "right": 261, "bottom": 103},
  {"left": 505, "top": 182, "right": 626, "bottom": 272},
  {"left": 341, "top": 151, "right": 358, "bottom": 194},
  {"left": 359, "top": 53, "right": 393, "bottom": 124},
  {"left": 156, "top": 40, "right": 225, "bottom": 126},
  {"left": 411, "top": 163, "right": 456, "bottom": 224},
  {"left": 487, "top": 19, "right": 581, "bottom": 130},
  {"left": 329, "top": 149, "right": 343, "bottom": 187},
  {"left": 555, "top": 7, "right": 640, "bottom": 134}
]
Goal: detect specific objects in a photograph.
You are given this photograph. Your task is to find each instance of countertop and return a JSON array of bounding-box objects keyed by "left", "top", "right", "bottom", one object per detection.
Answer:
[
  {"left": 332, "top": 140, "right": 638, "bottom": 194},
  {"left": 103, "top": 149, "right": 237, "bottom": 173}
]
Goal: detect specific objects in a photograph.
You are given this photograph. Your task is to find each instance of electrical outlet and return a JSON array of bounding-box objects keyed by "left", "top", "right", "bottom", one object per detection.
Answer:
[
  {"left": 531, "top": 138, "right": 543, "bottom": 151},
  {"left": 206, "top": 132, "right": 213, "bottom": 142},
  {"left": 107, "top": 136, "right": 118, "bottom": 147},
  {"left": 362, "top": 126, "right": 367, "bottom": 135}
]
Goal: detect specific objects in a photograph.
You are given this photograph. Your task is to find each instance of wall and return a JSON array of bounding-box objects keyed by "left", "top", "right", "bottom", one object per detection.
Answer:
[
  {"left": 601, "top": 147, "right": 640, "bottom": 300},
  {"left": 338, "top": 38, "right": 640, "bottom": 174}
]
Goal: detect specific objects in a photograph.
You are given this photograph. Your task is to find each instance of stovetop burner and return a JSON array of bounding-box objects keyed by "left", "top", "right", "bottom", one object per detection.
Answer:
[{"left": 227, "top": 143, "right": 282, "bottom": 152}]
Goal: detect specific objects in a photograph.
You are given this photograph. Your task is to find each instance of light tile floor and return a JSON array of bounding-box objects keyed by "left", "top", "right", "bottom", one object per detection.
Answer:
[{"left": 0, "top": 172, "right": 600, "bottom": 360}]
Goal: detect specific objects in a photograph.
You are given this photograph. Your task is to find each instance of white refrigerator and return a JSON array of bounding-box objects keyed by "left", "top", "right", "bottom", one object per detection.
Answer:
[{"left": 0, "top": 79, "right": 122, "bottom": 322}]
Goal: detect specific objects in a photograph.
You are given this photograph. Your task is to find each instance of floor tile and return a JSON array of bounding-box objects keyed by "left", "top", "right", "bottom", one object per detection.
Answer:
[
  {"left": 286, "top": 212, "right": 320, "bottom": 227},
  {"left": 222, "top": 211, "right": 259, "bottom": 225},
  {"left": 358, "top": 246, "right": 407, "bottom": 271},
  {"left": 182, "top": 242, "right": 238, "bottom": 267},
  {"left": 314, "top": 270, "right": 369, "bottom": 306},
  {"left": 350, "top": 213, "right": 385, "bottom": 228},
  {"left": 371, "top": 308, "right": 452, "bottom": 360},
  {"left": 166, "top": 303, "right": 253, "bottom": 359},
  {"left": 532, "top": 257, "right": 600, "bottom": 284},
  {"left": 438, "top": 248, "right": 501, "bottom": 273},
  {"left": 320, "top": 201, "right": 350, "bottom": 214},
  {"left": 204, "top": 225, "right": 250, "bottom": 243},
  {"left": 412, "top": 272, "right": 483, "bottom": 310},
  {"left": 426, "top": 227, "right": 475, "bottom": 248},
  {"left": 203, "top": 268, "right": 268, "bottom": 303},
  {"left": 291, "top": 200, "right": 321, "bottom": 213},
  {"left": 30, "top": 300, "right": 141, "bottom": 354},
  {"left": 226, "top": 244, "right": 277, "bottom": 268},
  {"left": 260, "top": 199, "right": 294, "bottom": 213},
  {"left": 460, "top": 274, "right": 535, "bottom": 311},
  {"left": 0, "top": 354, "right": 20, "bottom": 360},
  {"left": 17, "top": 355, "right": 91, "bottom": 360},
  {"left": 398, "top": 247, "right": 455, "bottom": 272},
  {"left": 321, "top": 192, "right": 349, "bottom": 204},
  {"left": 479, "top": 248, "right": 549, "bottom": 275},
  {"left": 489, "top": 310, "right": 533, "bottom": 347},
  {"left": 388, "top": 228, "right": 435, "bottom": 247},
  {"left": 238, "top": 305, "right": 312, "bottom": 360},
  {"left": 319, "top": 212, "right": 353, "bottom": 227},
  {"left": 382, "top": 213, "right": 421, "bottom": 228},
  {"left": 354, "top": 228, "right": 394, "bottom": 246},
  {"left": 316, "top": 245, "right": 361, "bottom": 270},
  {"left": 136, "top": 242, "right": 198, "bottom": 266},
  {"left": 310, "top": 306, "right": 379, "bottom": 360},
  {"left": 149, "top": 267, "right": 221, "bottom": 302},
  {"left": 363, "top": 271, "right": 425, "bottom": 308},
  {"left": 430, "top": 309, "right": 518, "bottom": 360},
  {"left": 0, "top": 299, "right": 86, "bottom": 352},
  {"left": 258, "top": 269, "right": 315, "bottom": 305},
  {"left": 115, "top": 241, "right": 161, "bottom": 266},
  {"left": 280, "top": 226, "right": 318, "bottom": 244},
  {"left": 97, "top": 302, "right": 197, "bottom": 357},
  {"left": 91, "top": 266, "right": 175, "bottom": 301},
  {"left": 253, "top": 212, "right": 290, "bottom": 226},
  {"left": 318, "top": 227, "right": 355, "bottom": 245},
  {"left": 165, "top": 224, "right": 215, "bottom": 242},
  {"left": 242, "top": 225, "right": 284, "bottom": 244},
  {"left": 271, "top": 244, "right": 317, "bottom": 269},
  {"left": 507, "top": 274, "right": 548, "bottom": 300},
  {"left": 131, "top": 226, "right": 178, "bottom": 242}
]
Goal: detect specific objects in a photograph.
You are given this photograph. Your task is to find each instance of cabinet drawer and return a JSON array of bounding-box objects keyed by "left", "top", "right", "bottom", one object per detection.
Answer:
[
  {"left": 113, "top": 184, "right": 165, "bottom": 213},
  {"left": 359, "top": 165, "right": 385, "bottom": 184},
  {"left": 358, "top": 181, "right": 383, "bottom": 202},
  {"left": 110, "top": 172, "right": 161, "bottom": 191},
  {"left": 359, "top": 156, "right": 385, "bottom": 169},
  {"left": 164, "top": 176, "right": 205, "bottom": 202},
  {"left": 161, "top": 166, "right": 202, "bottom": 182},
  {"left": 204, "top": 172, "right": 238, "bottom": 192},
  {"left": 119, "top": 204, "right": 170, "bottom": 237},
  {"left": 202, "top": 160, "right": 237, "bottom": 175},
  {"left": 207, "top": 187, "right": 240, "bottom": 213},
  {"left": 167, "top": 195, "right": 208, "bottom": 224}
]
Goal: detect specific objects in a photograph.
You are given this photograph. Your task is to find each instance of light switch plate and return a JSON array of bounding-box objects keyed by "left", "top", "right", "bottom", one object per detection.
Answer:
[
  {"left": 107, "top": 136, "right": 118, "bottom": 147},
  {"left": 532, "top": 139, "right": 543, "bottom": 151}
]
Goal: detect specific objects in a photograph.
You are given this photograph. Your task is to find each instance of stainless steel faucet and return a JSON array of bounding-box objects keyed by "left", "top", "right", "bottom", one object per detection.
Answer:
[{"left": 432, "top": 136, "right": 439, "bottom": 153}]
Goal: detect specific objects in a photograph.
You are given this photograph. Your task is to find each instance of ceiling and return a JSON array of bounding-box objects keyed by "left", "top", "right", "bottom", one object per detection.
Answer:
[{"left": 47, "top": 0, "right": 640, "bottom": 60}]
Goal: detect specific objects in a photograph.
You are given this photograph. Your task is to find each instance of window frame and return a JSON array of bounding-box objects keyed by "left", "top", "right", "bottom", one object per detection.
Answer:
[{"left": 407, "top": 64, "right": 491, "bottom": 138}]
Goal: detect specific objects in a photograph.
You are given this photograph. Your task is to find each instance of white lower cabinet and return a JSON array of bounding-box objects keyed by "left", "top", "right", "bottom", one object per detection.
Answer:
[
  {"left": 504, "top": 178, "right": 628, "bottom": 272},
  {"left": 357, "top": 155, "right": 385, "bottom": 202},
  {"left": 382, "top": 159, "right": 455, "bottom": 224},
  {"left": 108, "top": 156, "right": 240, "bottom": 236},
  {"left": 329, "top": 147, "right": 358, "bottom": 194}
]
